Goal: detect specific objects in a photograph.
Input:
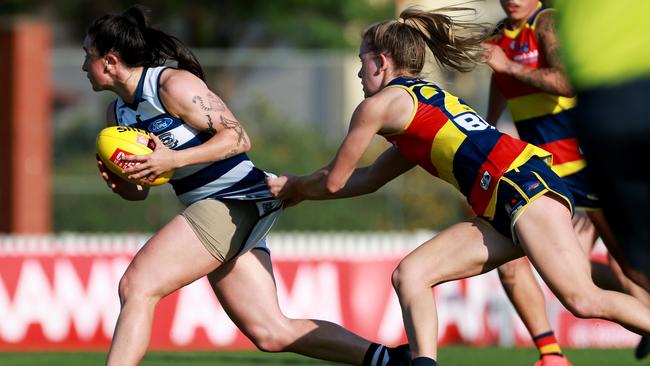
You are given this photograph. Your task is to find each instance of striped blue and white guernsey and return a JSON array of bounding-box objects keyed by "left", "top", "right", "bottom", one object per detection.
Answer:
[
  {"left": 113, "top": 66, "right": 281, "bottom": 255},
  {"left": 113, "top": 66, "right": 276, "bottom": 207}
]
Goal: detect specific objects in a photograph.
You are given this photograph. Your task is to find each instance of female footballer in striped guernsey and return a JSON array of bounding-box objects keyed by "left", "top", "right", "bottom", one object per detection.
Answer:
[
  {"left": 85, "top": 6, "right": 408, "bottom": 366},
  {"left": 267, "top": 5, "right": 650, "bottom": 366}
]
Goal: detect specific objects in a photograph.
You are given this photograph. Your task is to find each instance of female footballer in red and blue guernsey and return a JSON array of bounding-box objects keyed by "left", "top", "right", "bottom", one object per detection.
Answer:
[
  {"left": 484, "top": 0, "right": 650, "bottom": 362},
  {"left": 267, "top": 5, "right": 650, "bottom": 366}
]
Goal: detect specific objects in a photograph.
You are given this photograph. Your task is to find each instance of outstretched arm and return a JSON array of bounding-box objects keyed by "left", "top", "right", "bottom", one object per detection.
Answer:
[
  {"left": 268, "top": 145, "right": 415, "bottom": 205},
  {"left": 271, "top": 97, "right": 387, "bottom": 201},
  {"left": 267, "top": 86, "right": 415, "bottom": 206},
  {"left": 484, "top": 11, "right": 573, "bottom": 97}
]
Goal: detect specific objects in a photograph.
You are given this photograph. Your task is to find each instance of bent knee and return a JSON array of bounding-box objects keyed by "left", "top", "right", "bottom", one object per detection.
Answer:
[
  {"left": 560, "top": 289, "right": 605, "bottom": 319},
  {"left": 117, "top": 270, "right": 162, "bottom": 305},
  {"left": 392, "top": 261, "right": 437, "bottom": 294},
  {"left": 497, "top": 261, "right": 517, "bottom": 282},
  {"left": 117, "top": 272, "right": 137, "bottom": 302},
  {"left": 497, "top": 258, "right": 528, "bottom": 285},
  {"left": 391, "top": 263, "right": 408, "bottom": 292},
  {"left": 244, "top": 323, "right": 293, "bottom": 353}
]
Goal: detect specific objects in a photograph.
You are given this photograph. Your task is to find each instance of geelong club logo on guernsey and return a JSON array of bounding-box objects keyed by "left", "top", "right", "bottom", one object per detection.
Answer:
[{"left": 159, "top": 131, "right": 179, "bottom": 149}]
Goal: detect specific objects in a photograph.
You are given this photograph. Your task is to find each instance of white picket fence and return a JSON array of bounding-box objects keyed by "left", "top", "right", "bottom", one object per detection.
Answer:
[{"left": 0, "top": 231, "right": 434, "bottom": 258}]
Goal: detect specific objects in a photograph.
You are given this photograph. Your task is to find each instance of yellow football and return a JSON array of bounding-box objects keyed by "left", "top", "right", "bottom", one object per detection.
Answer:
[{"left": 96, "top": 126, "right": 174, "bottom": 186}]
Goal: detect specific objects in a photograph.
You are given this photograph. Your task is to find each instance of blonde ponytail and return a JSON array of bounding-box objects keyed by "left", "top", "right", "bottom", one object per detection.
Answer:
[{"left": 362, "top": 4, "right": 490, "bottom": 74}]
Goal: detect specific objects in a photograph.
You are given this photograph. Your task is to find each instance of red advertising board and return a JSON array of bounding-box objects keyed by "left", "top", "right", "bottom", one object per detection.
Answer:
[{"left": 0, "top": 235, "right": 639, "bottom": 351}]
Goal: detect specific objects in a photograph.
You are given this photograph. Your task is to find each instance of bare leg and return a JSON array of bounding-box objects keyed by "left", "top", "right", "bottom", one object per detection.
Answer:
[
  {"left": 570, "top": 211, "right": 649, "bottom": 299},
  {"left": 498, "top": 259, "right": 574, "bottom": 366},
  {"left": 497, "top": 212, "right": 599, "bottom": 350},
  {"left": 588, "top": 210, "right": 650, "bottom": 303},
  {"left": 588, "top": 209, "right": 650, "bottom": 360},
  {"left": 516, "top": 195, "right": 650, "bottom": 336},
  {"left": 497, "top": 258, "right": 554, "bottom": 339},
  {"left": 572, "top": 212, "right": 598, "bottom": 254},
  {"left": 106, "top": 215, "right": 223, "bottom": 366},
  {"left": 392, "top": 218, "right": 523, "bottom": 360},
  {"left": 496, "top": 212, "right": 605, "bottom": 365},
  {"left": 208, "top": 249, "right": 372, "bottom": 365},
  {"left": 589, "top": 209, "right": 650, "bottom": 292}
]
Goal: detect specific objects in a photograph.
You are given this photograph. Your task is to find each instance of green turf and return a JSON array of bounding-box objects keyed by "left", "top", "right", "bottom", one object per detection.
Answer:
[{"left": 0, "top": 347, "right": 642, "bottom": 365}]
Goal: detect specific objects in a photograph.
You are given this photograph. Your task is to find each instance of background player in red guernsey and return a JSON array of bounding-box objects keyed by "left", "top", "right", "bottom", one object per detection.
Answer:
[{"left": 483, "top": 0, "right": 650, "bottom": 362}]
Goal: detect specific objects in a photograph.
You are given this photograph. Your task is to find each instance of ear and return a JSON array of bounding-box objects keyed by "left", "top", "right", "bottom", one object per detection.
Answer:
[
  {"left": 376, "top": 52, "right": 391, "bottom": 73},
  {"left": 104, "top": 52, "right": 119, "bottom": 67}
]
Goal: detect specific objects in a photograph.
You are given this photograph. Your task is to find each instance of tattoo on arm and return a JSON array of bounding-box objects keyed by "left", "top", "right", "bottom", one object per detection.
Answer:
[
  {"left": 220, "top": 115, "right": 248, "bottom": 146},
  {"left": 223, "top": 149, "right": 239, "bottom": 159},
  {"left": 516, "top": 66, "right": 557, "bottom": 91},
  {"left": 192, "top": 93, "right": 226, "bottom": 112},
  {"left": 193, "top": 93, "right": 228, "bottom": 135},
  {"left": 205, "top": 114, "right": 217, "bottom": 135},
  {"left": 537, "top": 13, "right": 564, "bottom": 69},
  {"left": 191, "top": 93, "right": 248, "bottom": 154},
  {"left": 515, "top": 12, "right": 572, "bottom": 95}
]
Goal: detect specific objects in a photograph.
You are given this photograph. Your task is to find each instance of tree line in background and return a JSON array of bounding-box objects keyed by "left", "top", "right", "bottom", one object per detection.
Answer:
[{"left": 2, "top": 0, "right": 394, "bottom": 49}]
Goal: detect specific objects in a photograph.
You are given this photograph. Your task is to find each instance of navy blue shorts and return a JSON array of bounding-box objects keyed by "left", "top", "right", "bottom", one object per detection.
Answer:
[
  {"left": 485, "top": 157, "right": 575, "bottom": 243},
  {"left": 561, "top": 168, "right": 600, "bottom": 210}
]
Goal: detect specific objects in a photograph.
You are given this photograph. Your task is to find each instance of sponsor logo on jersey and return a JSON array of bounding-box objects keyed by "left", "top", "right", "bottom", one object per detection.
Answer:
[
  {"left": 513, "top": 49, "right": 538, "bottom": 64},
  {"left": 480, "top": 171, "right": 492, "bottom": 191},
  {"left": 148, "top": 117, "right": 174, "bottom": 133},
  {"left": 525, "top": 182, "right": 540, "bottom": 192}
]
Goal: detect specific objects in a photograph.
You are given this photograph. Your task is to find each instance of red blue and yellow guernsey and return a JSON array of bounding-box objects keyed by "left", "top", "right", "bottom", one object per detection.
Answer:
[
  {"left": 382, "top": 77, "right": 551, "bottom": 219},
  {"left": 488, "top": 2, "right": 585, "bottom": 177}
]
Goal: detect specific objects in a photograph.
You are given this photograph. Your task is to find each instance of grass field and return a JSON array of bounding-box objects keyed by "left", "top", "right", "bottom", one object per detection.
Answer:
[{"left": 0, "top": 347, "right": 642, "bottom": 366}]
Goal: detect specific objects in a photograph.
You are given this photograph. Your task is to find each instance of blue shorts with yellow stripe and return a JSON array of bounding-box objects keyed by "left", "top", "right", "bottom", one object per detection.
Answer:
[
  {"left": 485, "top": 157, "right": 575, "bottom": 243},
  {"left": 561, "top": 168, "right": 600, "bottom": 210}
]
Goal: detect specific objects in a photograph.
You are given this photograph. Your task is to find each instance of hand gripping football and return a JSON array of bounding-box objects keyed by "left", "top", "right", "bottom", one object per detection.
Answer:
[{"left": 96, "top": 126, "right": 174, "bottom": 186}]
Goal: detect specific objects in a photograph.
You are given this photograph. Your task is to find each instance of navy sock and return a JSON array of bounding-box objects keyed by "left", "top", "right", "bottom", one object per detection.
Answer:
[
  {"left": 363, "top": 343, "right": 384, "bottom": 366},
  {"left": 364, "top": 343, "right": 412, "bottom": 366},
  {"left": 411, "top": 356, "right": 437, "bottom": 366},
  {"left": 386, "top": 344, "right": 410, "bottom": 366}
]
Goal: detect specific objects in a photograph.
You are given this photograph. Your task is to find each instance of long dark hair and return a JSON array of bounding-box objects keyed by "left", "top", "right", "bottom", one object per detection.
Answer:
[
  {"left": 86, "top": 6, "right": 205, "bottom": 81},
  {"left": 362, "top": 5, "right": 490, "bottom": 74}
]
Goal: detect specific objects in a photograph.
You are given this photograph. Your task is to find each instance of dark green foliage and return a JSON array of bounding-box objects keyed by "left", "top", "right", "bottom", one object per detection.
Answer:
[
  {"left": 54, "top": 189, "right": 181, "bottom": 233},
  {"left": 9, "top": 0, "right": 394, "bottom": 49}
]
